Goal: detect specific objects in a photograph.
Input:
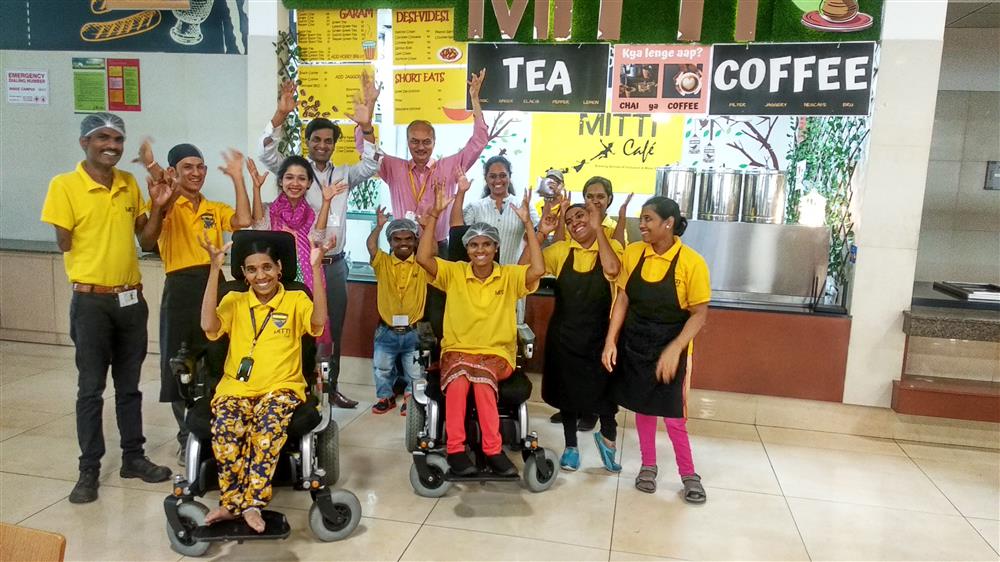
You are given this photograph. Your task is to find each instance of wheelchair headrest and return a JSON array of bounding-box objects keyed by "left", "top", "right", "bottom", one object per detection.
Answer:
[{"left": 231, "top": 230, "right": 298, "bottom": 282}]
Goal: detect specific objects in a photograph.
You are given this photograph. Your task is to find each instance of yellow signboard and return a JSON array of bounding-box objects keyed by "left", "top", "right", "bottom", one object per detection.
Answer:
[
  {"left": 393, "top": 8, "right": 465, "bottom": 66},
  {"left": 393, "top": 68, "right": 471, "bottom": 125},
  {"left": 301, "top": 123, "right": 379, "bottom": 166},
  {"left": 297, "top": 9, "right": 377, "bottom": 62},
  {"left": 297, "top": 64, "right": 374, "bottom": 120},
  {"left": 530, "top": 113, "right": 684, "bottom": 194}
]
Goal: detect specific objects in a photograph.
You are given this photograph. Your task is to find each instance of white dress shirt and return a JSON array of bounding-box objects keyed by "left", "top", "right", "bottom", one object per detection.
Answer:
[{"left": 463, "top": 194, "right": 540, "bottom": 265}]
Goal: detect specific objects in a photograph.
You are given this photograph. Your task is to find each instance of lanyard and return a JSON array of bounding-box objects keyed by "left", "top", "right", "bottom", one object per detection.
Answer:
[
  {"left": 248, "top": 306, "right": 274, "bottom": 356},
  {"left": 393, "top": 259, "right": 415, "bottom": 303},
  {"left": 312, "top": 161, "right": 334, "bottom": 189},
  {"left": 407, "top": 163, "right": 435, "bottom": 205}
]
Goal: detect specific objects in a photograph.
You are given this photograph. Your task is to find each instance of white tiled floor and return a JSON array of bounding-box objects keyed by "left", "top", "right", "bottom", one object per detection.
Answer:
[{"left": 1, "top": 341, "right": 998, "bottom": 561}]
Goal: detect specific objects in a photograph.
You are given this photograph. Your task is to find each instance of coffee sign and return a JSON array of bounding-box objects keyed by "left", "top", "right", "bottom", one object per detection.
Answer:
[
  {"left": 709, "top": 42, "right": 876, "bottom": 116},
  {"left": 467, "top": 43, "right": 609, "bottom": 113}
]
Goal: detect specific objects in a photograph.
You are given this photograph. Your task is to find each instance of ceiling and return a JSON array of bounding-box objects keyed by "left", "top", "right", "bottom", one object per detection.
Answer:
[{"left": 946, "top": 0, "right": 1000, "bottom": 28}]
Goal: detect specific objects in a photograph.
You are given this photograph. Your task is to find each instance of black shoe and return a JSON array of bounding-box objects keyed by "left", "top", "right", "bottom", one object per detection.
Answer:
[
  {"left": 577, "top": 414, "right": 599, "bottom": 432},
  {"left": 120, "top": 456, "right": 172, "bottom": 483},
  {"left": 486, "top": 453, "right": 517, "bottom": 476},
  {"left": 549, "top": 412, "right": 562, "bottom": 424},
  {"left": 69, "top": 469, "right": 100, "bottom": 504},
  {"left": 447, "top": 453, "right": 477, "bottom": 476},
  {"left": 332, "top": 390, "right": 359, "bottom": 409}
]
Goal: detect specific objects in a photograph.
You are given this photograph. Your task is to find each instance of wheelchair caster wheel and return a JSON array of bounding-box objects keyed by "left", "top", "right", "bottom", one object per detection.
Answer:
[
  {"left": 166, "top": 501, "right": 211, "bottom": 557},
  {"left": 523, "top": 449, "right": 559, "bottom": 493},
  {"left": 309, "top": 489, "right": 361, "bottom": 542},
  {"left": 409, "top": 455, "right": 452, "bottom": 498}
]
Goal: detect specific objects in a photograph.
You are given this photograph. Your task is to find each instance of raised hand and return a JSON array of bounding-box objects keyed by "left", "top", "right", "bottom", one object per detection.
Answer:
[
  {"left": 147, "top": 174, "right": 176, "bottom": 209},
  {"left": 246, "top": 158, "right": 269, "bottom": 191},
  {"left": 375, "top": 205, "right": 389, "bottom": 228},
  {"left": 361, "top": 70, "right": 380, "bottom": 110},
  {"left": 586, "top": 201, "right": 603, "bottom": 230},
  {"left": 454, "top": 167, "right": 472, "bottom": 194},
  {"left": 430, "top": 180, "right": 455, "bottom": 218},
  {"left": 538, "top": 206, "right": 560, "bottom": 236},
  {"left": 617, "top": 192, "right": 634, "bottom": 222},
  {"left": 510, "top": 188, "right": 532, "bottom": 224},
  {"left": 322, "top": 180, "right": 348, "bottom": 202},
  {"left": 345, "top": 90, "right": 372, "bottom": 127},
  {"left": 199, "top": 231, "right": 231, "bottom": 269},
  {"left": 134, "top": 136, "right": 155, "bottom": 167},
  {"left": 468, "top": 68, "right": 486, "bottom": 99},
  {"left": 277, "top": 80, "right": 296, "bottom": 116},
  {"left": 219, "top": 148, "right": 245, "bottom": 179},
  {"left": 310, "top": 236, "right": 337, "bottom": 267}
]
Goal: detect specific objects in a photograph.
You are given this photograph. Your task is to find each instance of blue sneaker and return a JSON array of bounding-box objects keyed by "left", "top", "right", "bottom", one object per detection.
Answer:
[
  {"left": 560, "top": 447, "right": 580, "bottom": 471},
  {"left": 593, "top": 432, "right": 622, "bottom": 473}
]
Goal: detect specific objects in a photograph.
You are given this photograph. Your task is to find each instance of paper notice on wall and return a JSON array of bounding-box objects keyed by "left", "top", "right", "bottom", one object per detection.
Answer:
[
  {"left": 72, "top": 58, "right": 106, "bottom": 113},
  {"left": 297, "top": 9, "right": 377, "bottom": 62},
  {"left": 5, "top": 69, "right": 49, "bottom": 105},
  {"left": 393, "top": 8, "right": 464, "bottom": 66},
  {"left": 393, "top": 68, "right": 471, "bottom": 125},
  {"left": 107, "top": 58, "right": 140, "bottom": 111},
  {"left": 297, "top": 64, "right": 374, "bottom": 121}
]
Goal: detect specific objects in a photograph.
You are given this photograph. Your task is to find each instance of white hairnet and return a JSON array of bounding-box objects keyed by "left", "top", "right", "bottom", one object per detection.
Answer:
[
  {"left": 80, "top": 112, "right": 126, "bottom": 138},
  {"left": 461, "top": 222, "right": 500, "bottom": 246},
  {"left": 385, "top": 218, "right": 419, "bottom": 241}
]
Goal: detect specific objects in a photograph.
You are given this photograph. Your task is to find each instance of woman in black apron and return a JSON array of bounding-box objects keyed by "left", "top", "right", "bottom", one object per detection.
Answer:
[
  {"left": 531, "top": 203, "right": 623, "bottom": 473},
  {"left": 602, "top": 196, "right": 710, "bottom": 503}
]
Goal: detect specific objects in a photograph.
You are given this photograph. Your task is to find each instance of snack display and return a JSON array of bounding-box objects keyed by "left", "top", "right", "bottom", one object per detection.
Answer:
[{"left": 437, "top": 46, "right": 461, "bottom": 62}]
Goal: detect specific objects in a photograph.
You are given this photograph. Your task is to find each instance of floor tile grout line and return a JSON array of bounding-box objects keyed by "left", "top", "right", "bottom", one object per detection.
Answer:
[
  {"left": 780, "top": 492, "right": 984, "bottom": 518},
  {"left": 396, "top": 498, "right": 439, "bottom": 562},
  {"left": 14, "top": 493, "right": 72, "bottom": 526},
  {"left": 756, "top": 424, "right": 813, "bottom": 562}
]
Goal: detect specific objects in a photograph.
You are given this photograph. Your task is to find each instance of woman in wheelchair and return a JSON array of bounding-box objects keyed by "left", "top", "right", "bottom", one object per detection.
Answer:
[
  {"left": 415, "top": 186, "right": 545, "bottom": 477},
  {"left": 198, "top": 230, "right": 335, "bottom": 532}
]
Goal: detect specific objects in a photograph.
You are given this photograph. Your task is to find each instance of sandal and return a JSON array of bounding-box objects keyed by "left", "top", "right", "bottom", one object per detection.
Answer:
[
  {"left": 635, "top": 465, "right": 657, "bottom": 493},
  {"left": 682, "top": 473, "right": 707, "bottom": 504}
]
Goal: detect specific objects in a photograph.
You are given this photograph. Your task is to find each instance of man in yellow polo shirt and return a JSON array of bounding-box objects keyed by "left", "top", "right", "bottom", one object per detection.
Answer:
[
  {"left": 135, "top": 141, "right": 252, "bottom": 466},
  {"left": 415, "top": 187, "right": 545, "bottom": 477},
  {"left": 366, "top": 209, "right": 427, "bottom": 415},
  {"left": 40, "top": 113, "right": 172, "bottom": 504}
]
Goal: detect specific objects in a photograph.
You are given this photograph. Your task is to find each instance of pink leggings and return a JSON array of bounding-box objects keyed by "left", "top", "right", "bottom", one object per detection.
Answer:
[{"left": 635, "top": 414, "right": 695, "bottom": 477}]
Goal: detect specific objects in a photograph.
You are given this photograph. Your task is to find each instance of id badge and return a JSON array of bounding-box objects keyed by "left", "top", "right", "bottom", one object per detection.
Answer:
[
  {"left": 118, "top": 289, "right": 139, "bottom": 308},
  {"left": 391, "top": 314, "right": 409, "bottom": 327},
  {"left": 236, "top": 356, "right": 254, "bottom": 382}
]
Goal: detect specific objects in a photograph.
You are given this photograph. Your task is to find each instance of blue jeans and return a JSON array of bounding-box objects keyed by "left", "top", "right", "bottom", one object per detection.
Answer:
[{"left": 372, "top": 324, "right": 421, "bottom": 399}]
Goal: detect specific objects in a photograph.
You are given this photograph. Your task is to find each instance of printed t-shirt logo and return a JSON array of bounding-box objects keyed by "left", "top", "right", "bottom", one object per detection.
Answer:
[
  {"left": 272, "top": 313, "right": 288, "bottom": 328},
  {"left": 200, "top": 213, "right": 216, "bottom": 229}
]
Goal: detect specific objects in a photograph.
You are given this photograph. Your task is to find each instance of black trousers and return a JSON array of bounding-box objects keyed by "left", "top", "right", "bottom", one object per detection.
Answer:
[
  {"left": 321, "top": 258, "right": 349, "bottom": 362},
  {"left": 561, "top": 410, "right": 617, "bottom": 448},
  {"left": 69, "top": 291, "right": 149, "bottom": 471}
]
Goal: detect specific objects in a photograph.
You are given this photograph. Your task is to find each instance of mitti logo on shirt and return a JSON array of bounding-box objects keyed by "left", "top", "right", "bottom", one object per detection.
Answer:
[
  {"left": 272, "top": 313, "right": 292, "bottom": 336},
  {"left": 200, "top": 213, "right": 216, "bottom": 229},
  {"left": 495, "top": 289, "right": 504, "bottom": 296}
]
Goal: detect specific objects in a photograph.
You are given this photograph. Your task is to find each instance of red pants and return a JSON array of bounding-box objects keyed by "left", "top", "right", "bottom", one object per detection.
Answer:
[{"left": 445, "top": 376, "right": 502, "bottom": 455}]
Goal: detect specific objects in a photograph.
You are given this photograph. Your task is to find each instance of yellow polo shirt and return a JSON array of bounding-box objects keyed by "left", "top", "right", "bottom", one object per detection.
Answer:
[
  {"left": 40, "top": 162, "right": 145, "bottom": 286},
  {"left": 371, "top": 250, "right": 427, "bottom": 327},
  {"left": 429, "top": 258, "right": 537, "bottom": 368},
  {"left": 207, "top": 284, "right": 321, "bottom": 401},
  {"left": 159, "top": 196, "right": 236, "bottom": 273},
  {"left": 542, "top": 238, "right": 623, "bottom": 282},
  {"left": 617, "top": 238, "right": 711, "bottom": 309}
]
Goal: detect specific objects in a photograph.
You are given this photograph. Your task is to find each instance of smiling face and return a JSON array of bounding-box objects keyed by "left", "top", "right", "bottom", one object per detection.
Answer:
[
  {"left": 390, "top": 230, "right": 417, "bottom": 260},
  {"left": 407, "top": 123, "right": 435, "bottom": 165},
  {"left": 465, "top": 236, "right": 497, "bottom": 269},
  {"left": 280, "top": 164, "right": 311, "bottom": 202},
  {"left": 638, "top": 205, "right": 674, "bottom": 245},
  {"left": 565, "top": 206, "right": 595, "bottom": 244},
  {"left": 242, "top": 253, "right": 282, "bottom": 300},
  {"left": 583, "top": 182, "right": 611, "bottom": 216},
  {"left": 79, "top": 128, "right": 124, "bottom": 169},
  {"left": 306, "top": 128, "right": 335, "bottom": 164},
  {"left": 485, "top": 163, "right": 510, "bottom": 199},
  {"left": 171, "top": 156, "right": 207, "bottom": 194}
]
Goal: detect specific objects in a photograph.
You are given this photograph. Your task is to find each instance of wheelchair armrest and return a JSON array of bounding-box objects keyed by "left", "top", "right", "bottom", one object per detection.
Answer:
[{"left": 517, "top": 323, "right": 535, "bottom": 360}]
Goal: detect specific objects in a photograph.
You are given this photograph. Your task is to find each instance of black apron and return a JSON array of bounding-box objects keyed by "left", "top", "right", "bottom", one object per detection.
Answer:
[
  {"left": 612, "top": 248, "right": 689, "bottom": 417},
  {"left": 542, "top": 248, "right": 616, "bottom": 415},
  {"left": 159, "top": 266, "right": 217, "bottom": 402}
]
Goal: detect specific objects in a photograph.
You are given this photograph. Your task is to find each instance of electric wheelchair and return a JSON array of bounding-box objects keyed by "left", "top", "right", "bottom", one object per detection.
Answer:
[{"left": 163, "top": 231, "right": 361, "bottom": 556}]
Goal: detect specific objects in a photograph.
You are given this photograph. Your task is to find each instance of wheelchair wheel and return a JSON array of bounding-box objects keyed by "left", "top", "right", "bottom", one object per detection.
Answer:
[
  {"left": 409, "top": 454, "right": 452, "bottom": 498},
  {"left": 317, "top": 420, "right": 340, "bottom": 486},
  {"left": 523, "top": 449, "right": 559, "bottom": 493},
  {"left": 404, "top": 395, "right": 425, "bottom": 452},
  {"left": 166, "top": 501, "right": 210, "bottom": 557},
  {"left": 309, "top": 489, "right": 361, "bottom": 542}
]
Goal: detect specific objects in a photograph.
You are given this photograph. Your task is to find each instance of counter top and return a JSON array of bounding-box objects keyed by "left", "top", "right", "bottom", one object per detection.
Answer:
[
  {"left": 904, "top": 305, "right": 1000, "bottom": 343},
  {"left": 911, "top": 281, "right": 1000, "bottom": 312}
]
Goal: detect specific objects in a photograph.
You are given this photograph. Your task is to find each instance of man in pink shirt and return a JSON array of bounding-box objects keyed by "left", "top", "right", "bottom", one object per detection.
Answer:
[{"left": 356, "top": 69, "right": 502, "bottom": 251}]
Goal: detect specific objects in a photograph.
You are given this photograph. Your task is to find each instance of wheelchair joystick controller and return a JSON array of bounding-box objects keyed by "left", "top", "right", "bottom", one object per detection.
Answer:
[{"left": 170, "top": 342, "right": 195, "bottom": 385}]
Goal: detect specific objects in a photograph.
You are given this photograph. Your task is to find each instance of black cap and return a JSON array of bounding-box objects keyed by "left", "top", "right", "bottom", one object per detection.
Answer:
[{"left": 167, "top": 143, "right": 204, "bottom": 168}]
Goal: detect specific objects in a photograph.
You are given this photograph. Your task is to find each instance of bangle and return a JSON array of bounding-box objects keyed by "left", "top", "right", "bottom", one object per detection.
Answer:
[{"left": 145, "top": 161, "right": 158, "bottom": 170}]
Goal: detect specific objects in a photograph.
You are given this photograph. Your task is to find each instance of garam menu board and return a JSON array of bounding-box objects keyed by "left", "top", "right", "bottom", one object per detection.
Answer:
[
  {"left": 709, "top": 42, "right": 876, "bottom": 116},
  {"left": 393, "top": 8, "right": 465, "bottom": 66},
  {"left": 394, "top": 68, "right": 472, "bottom": 125},
  {"left": 612, "top": 44, "right": 711, "bottom": 115},
  {"left": 296, "top": 9, "right": 377, "bottom": 61},
  {"left": 467, "top": 43, "right": 609, "bottom": 113}
]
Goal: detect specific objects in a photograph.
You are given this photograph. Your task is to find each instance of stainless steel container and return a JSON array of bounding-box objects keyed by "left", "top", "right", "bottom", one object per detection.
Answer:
[
  {"left": 740, "top": 170, "right": 787, "bottom": 224},
  {"left": 697, "top": 168, "right": 742, "bottom": 221},
  {"left": 655, "top": 166, "right": 696, "bottom": 217}
]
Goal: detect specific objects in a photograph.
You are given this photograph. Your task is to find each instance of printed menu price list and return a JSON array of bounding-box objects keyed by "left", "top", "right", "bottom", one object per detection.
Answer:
[
  {"left": 296, "top": 9, "right": 376, "bottom": 62},
  {"left": 393, "top": 9, "right": 463, "bottom": 66}
]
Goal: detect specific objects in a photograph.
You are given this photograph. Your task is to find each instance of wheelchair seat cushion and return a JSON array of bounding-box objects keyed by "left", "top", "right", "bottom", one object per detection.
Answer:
[{"left": 185, "top": 394, "right": 322, "bottom": 442}]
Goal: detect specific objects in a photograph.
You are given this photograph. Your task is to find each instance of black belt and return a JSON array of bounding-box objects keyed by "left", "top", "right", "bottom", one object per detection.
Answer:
[
  {"left": 380, "top": 320, "right": 416, "bottom": 334},
  {"left": 321, "top": 252, "right": 346, "bottom": 265}
]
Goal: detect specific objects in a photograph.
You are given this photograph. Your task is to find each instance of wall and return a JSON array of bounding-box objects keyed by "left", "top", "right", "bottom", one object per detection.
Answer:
[
  {"left": 0, "top": 49, "right": 248, "bottom": 242},
  {"left": 915, "top": 28, "right": 1000, "bottom": 283}
]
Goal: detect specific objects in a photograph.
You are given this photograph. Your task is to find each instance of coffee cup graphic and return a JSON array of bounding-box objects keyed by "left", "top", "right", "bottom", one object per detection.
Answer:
[
  {"left": 675, "top": 71, "right": 701, "bottom": 96},
  {"left": 801, "top": 0, "right": 873, "bottom": 32},
  {"left": 362, "top": 40, "right": 376, "bottom": 60}
]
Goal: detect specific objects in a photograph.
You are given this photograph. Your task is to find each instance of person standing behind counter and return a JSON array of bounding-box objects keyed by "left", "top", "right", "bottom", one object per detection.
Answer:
[
  {"left": 41, "top": 113, "right": 173, "bottom": 504},
  {"left": 602, "top": 196, "right": 710, "bottom": 503}
]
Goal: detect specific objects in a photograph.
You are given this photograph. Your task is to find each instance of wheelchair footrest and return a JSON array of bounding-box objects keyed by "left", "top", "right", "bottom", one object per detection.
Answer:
[
  {"left": 191, "top": 510, "right": 291, "bottom": 542},
  {"left": 445, "top": 471, "right": 520, "bottom": 483}
]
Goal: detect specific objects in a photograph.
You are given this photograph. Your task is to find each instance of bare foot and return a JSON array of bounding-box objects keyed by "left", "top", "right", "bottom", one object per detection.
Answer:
[
  {"left": 204, "top": 506, "right": 236, "bottom": 526},
  {"left": 243, "top": 508, "right": 265, "bottom": 533}
]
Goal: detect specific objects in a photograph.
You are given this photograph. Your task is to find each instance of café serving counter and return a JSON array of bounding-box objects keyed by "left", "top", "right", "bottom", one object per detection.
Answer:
[{"left": 0, "top": 238, "right": 852, "bottom": 403}]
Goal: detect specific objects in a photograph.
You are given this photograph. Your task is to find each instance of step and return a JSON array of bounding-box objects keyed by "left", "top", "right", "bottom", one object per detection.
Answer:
[{"left": 891, "top": 374, "right": 1000, "bottom": 423}]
